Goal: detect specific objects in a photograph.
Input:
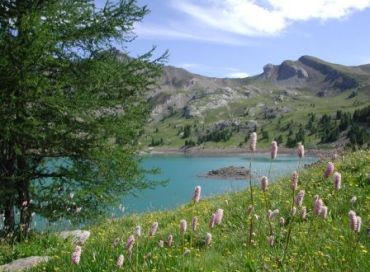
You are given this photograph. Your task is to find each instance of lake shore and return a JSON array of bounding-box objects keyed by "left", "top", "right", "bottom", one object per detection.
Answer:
[{"left": 141, "top": 146, "right": 338, "bottom": 159}]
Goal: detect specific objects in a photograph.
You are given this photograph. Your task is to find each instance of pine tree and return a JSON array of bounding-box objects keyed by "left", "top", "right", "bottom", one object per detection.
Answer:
[{"left": 0, "top": 0, "right": 165, "bottom": 239}]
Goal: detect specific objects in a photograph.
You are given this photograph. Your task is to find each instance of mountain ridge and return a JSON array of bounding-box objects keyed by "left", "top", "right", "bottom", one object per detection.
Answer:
[
  {"left": 149, "top": 55, "right": 370, "bottom": 121},
  {"left": 142, "top": 55, "right": 370, "bottom": 149}
]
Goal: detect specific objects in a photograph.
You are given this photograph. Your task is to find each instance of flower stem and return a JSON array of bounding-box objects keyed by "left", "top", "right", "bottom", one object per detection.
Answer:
[
  {"left": 136, "top": 240, "right": 139, "bottom": 272},
  {"left": 282, "top": 189, "right": 296, "bottom": 264},
  {"left": 248, "top": 152, "right": 255, "bottom": 244},
  {"left": 282, "top": 156, "right": 301, "bottom": 265},
  {"left": 263, "top": 191, "right": 273, "bottom": 236}
]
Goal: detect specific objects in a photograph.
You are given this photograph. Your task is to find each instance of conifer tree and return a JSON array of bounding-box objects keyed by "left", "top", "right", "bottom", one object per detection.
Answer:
[{"left": 0, "top": 0, "right": 165, "bottom": 238}]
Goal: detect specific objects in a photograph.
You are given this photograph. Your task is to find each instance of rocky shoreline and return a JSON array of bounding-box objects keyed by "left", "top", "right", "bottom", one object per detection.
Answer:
[{"left": 141, "top": 146, "right": 338, "bottom": 159}]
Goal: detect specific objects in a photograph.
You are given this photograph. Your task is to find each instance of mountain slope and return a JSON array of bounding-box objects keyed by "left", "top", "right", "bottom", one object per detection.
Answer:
[{"left": 142, "top": 56, "right": 370, "bottom": 149}]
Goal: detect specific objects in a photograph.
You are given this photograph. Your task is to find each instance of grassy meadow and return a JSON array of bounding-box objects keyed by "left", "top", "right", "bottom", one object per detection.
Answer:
[{"left": 1, "top": 149, "right": 369, "bottom": 271}]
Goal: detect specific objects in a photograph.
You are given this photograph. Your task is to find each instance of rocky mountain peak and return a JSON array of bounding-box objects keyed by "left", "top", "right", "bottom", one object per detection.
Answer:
[
  {"left": 257, "top": 55, "right": 364, "bottom": 90},
  {"left": 146, "top": 55, "right": 370, "bottom": 122}
]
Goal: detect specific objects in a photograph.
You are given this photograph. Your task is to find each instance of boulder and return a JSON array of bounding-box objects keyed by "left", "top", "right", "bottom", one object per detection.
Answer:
[
  {"left": 59, "top": 229, "right": 90, "bottom": 245},
  {"left": 0, "top": 256, "right": 50, "bottom": 272}
]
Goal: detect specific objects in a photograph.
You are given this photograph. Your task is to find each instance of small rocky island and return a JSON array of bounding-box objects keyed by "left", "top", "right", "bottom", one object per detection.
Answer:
[{"left": 200, "top": 166, "right": 251, "bottom": 180}]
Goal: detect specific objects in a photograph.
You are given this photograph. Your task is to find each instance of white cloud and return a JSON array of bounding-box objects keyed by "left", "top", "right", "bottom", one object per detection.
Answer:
[
  {"left": 172, "top": 0, "right": 370, "bottom": 36},
  {"left": 226, "top": 72, "right": 250, "bottom": 78},
  {"left": 177, "top": 63, "right": 200, "bottom": 69},
  {"left": 134, "top": 24, "right": 254, "bottom": 45}
]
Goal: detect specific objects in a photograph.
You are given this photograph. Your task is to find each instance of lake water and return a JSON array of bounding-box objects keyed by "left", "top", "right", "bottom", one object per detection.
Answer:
[
  {"left": 118, "top": 153, "right": 317, "bottom": 215},
  {"left": 9, "top": 153, "right": 317, "bottom": 231}
]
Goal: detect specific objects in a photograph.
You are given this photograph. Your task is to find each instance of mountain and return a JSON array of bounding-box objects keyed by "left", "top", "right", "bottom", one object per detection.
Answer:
[{"left": 142, "top": 56, "right": 370, "bottom": 149}]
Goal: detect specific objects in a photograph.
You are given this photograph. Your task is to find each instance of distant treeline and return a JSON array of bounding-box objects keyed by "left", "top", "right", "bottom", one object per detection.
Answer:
[
  {"left": 151, "top": 105, "right": 370, "bottom": 148},
  {"left": 283, "top": 105, "right": 370, "bottom": 148}
]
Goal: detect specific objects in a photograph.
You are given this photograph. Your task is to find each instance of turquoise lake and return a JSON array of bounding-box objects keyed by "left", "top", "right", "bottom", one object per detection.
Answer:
[
  {"left": 28, "top": 153, "right": 317, "bottom": 231},
  {"left": 119, "top": 153, "right": 317, "bottom": 215}
]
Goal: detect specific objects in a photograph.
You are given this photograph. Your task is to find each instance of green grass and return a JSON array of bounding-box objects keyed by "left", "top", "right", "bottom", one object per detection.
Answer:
[
  {"left": 1, "top": 149, "right": 369, "bottom": 271},
  {"left": 139, "top": 88, "right": 370, "bottom": 149}
]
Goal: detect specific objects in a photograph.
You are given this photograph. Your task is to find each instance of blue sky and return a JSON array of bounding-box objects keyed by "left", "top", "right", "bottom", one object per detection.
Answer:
[{"left": 96, "top": 0, "right": 370, "bottom": 77}]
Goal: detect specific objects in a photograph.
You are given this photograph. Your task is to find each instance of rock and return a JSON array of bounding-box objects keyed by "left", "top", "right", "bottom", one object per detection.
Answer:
[
  {"left": 183, "top": 105, "right": 201, "bottom": 119},
  {"left": 59, "top": 230, "right": 90, "bottom": 245},
  {"left": 0, "top": 256, "right": 50, "bottom": 272},
  {"left": 299, "top": 55, "right": 358, "bottom": 90},
  {"left": 201, "top": 166, "right": 251, "bottom": 180},
  {"left": 316, "top": 90, "right": 327, "bottom": 97},
  {"left": 297, "top": 67, "right": 309, "bottom": 78},
  {"left": 263, "top": 64, "right": 275, "bottom": 78},
  {"left": 277, "top": 61, "right": 309, "bottom": 80}
]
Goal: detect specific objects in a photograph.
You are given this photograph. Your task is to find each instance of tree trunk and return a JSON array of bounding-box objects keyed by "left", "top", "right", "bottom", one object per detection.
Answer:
[
  {"left": 3, "top": 197, "right": 15, "bottom": 237},
  {"left": 19, "top": 180, "right": 31, "bottom": 240}
]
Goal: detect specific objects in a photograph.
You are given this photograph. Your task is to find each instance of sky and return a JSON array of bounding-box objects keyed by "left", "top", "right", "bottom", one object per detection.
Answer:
[{"left": 96, "top": 0, "right": 370, "bottom": 78}]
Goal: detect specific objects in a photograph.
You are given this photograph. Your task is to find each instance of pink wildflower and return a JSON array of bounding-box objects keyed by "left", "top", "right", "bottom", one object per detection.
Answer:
[
  {"left": 71, "top": 245, "right": 82, "bottom": 265},
  {"left": 167, "top": 234, "right": 173, "bottom": 247},
  {"left": 268, "top": 209, "right": 279, "bottom": 220},
  {"left": 180, "top": 219, "right": 187, "bottom": 233},
  {"left": 291, "top": 206, "right": 297, "bottom": 216},
  {"left": 295, "top": 190, "right": 305, "bottom": 207},
  {"left": 267, "top": 235, "right": 275, "bottom": 247},
  {"left": 260, "top": 176, "right": 268, "bottom": 192},
  {"left": 193, "top": 186, "right": 201, "bottom": 203},
  {"left": 116, "top": 254, "right": 124, "bottom": 268},
  {"left": 324, "top": 162, "right": 335, "bottom": 178},
  {"left": 134, "top": 225, "right": 142, "bottom": 237},
  {"left": 205, "top": 232, "right": 212, "bottom": 246},
  {"left": 192, "top": 216, "right": 198, "bottom": 232},
  {"left": 125, "top": 235, "right": 135, "bottom": 254},
  {"left": 271, "top": 141, "right": 278, "bottom": 159},
  {"left": 291, "top": 171, "right": 298, "bottom": 191},
  {"left": 314, "top": 195, "right": 323, "bottom": 215},
  {"left": 333, "top": 172, "right": 341, "bottom": 190},
  {"left": 250, "top": 132, "right": 257, "bottom": 152},
  {"left": 357, "top": 216, "right": 362, "bottom": 232},
  {"left": 209, "top": 213, "right": 216, "bottom": 228},
  {"left": 297, "top": 143, "right": 304, "bottom": 159},
  {"left": 349, "top": 211, "right": 361, "bottom": 232},
  {"left": 267, "top": 209, "right": 273, "bottom": 219},
  {"left": 149, "top": 222, "right": 159, "bottom": 236},
  {"left": 301, "top": 207, "right": 307, "bottom": 220},
  {"left": 279, "top": 217, "right": 285, "bottom": 226},
  {"left": 214, "top": 209, "right": 224, "bottom": 225},
  {"left": 349, "top": 211, "right": 357, "bottom": 230},
  {"left": 319, "top": 206, "right": 328, "bottom": 219}
]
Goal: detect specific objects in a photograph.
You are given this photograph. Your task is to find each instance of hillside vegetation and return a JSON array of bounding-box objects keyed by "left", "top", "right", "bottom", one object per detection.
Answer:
[
  {"left": 1, "top": 149, "right": 369, "bottom": 271},
  {"left": 141, "top": 56, "right": 370, "bottom": 150}
]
